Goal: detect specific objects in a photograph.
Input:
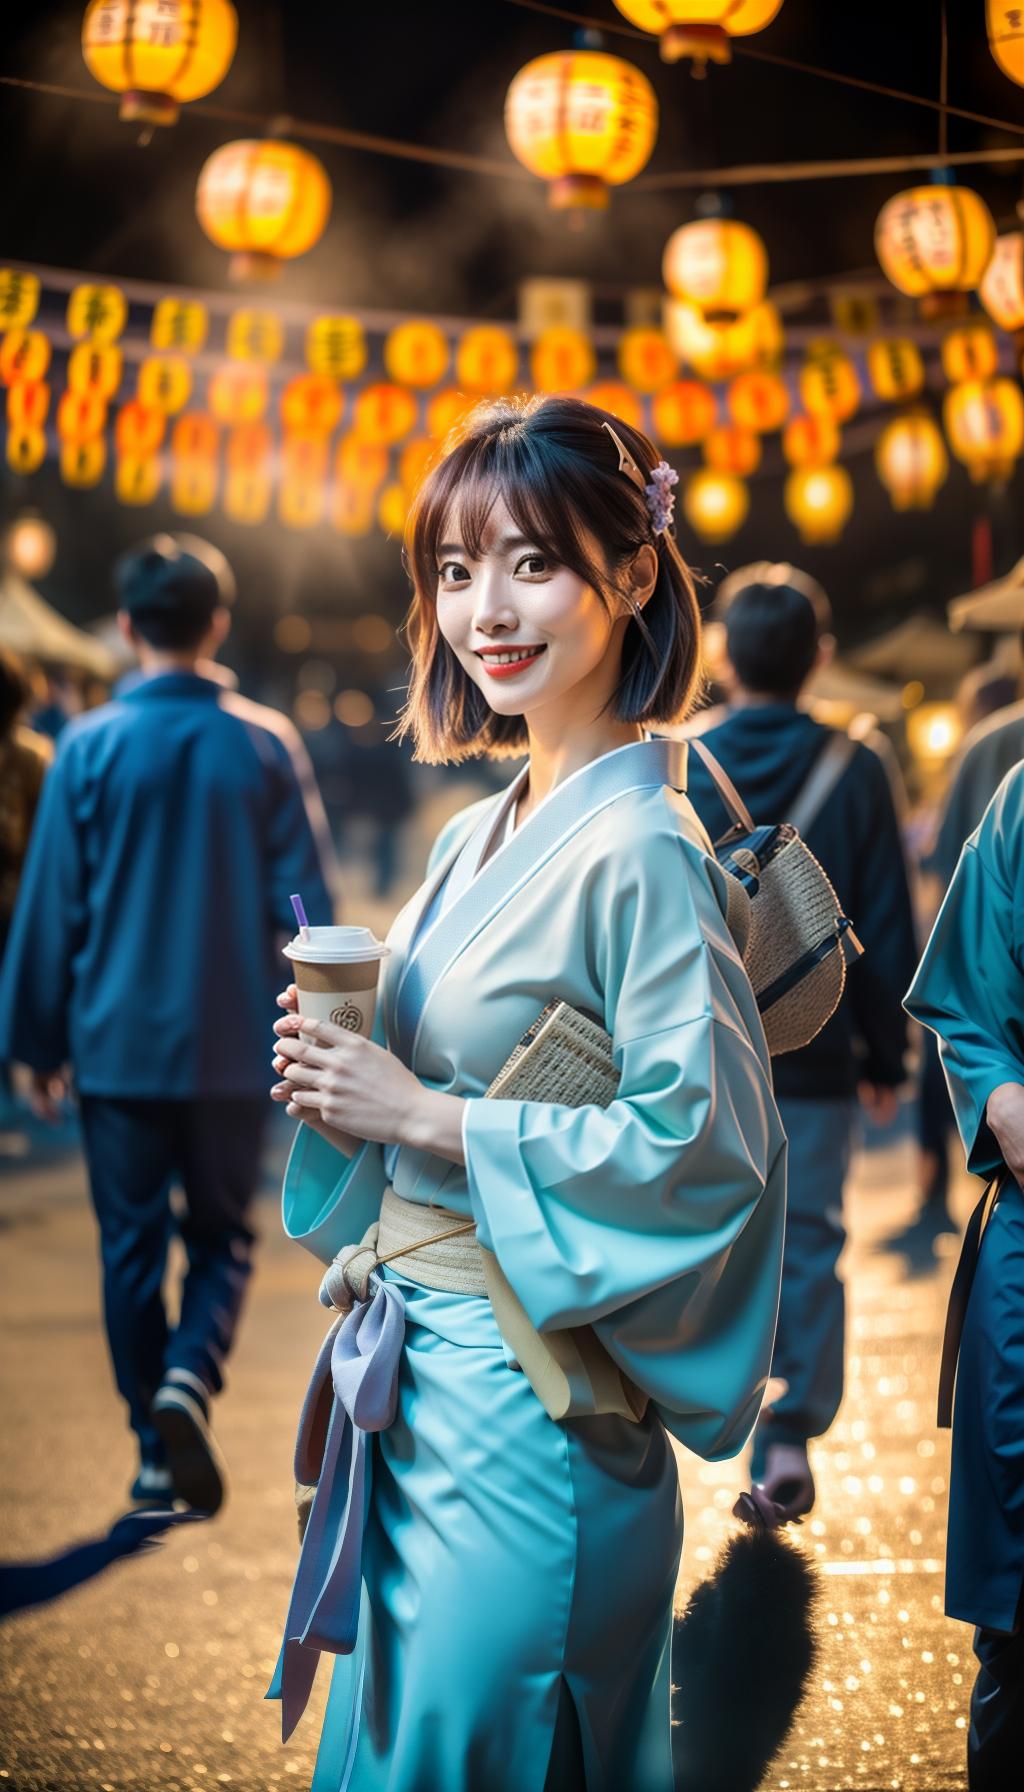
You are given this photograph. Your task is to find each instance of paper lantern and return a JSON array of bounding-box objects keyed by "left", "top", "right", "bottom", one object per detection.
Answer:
[
  {"left": 704, "top": 423, "right": 761, "bottom": 476},
  {"left": 137, "top": 355, "right": 192, "bottom": 414},
  {"left": 662, "top": 219, "right": 768, "bottom": 320},
  {"left": 307, "top": 315, "right": 368, "bottom": 380},
  {"left": 378, "top": 482, "right": 410, "bottom": 535},
  {"left": 226, "top": 422, "right": 272, "bottom": 474},
  {"left": 384, "top": 322, "right": 449, "bottom": 389},
  {"left": 7, "top": 382, "right": 50, "bottom": 431},
  {"left": 209, "top": 362, "right": 268, "bottom": 425},
  {"left": 613, "top": 2, "right": 784, "bottom": 70},
  {"left": 980, "top": 233, "right": 1024, "bottom": 334},
  {"left": 617, "top": 328, "right": 676, "bottom": 392},
  {"left": 505, "top": 50, "right": 657, "bottom": 211},
  {"left": 335, "top": 435, "right": 390, "bottom": 489},
  {"left": 0, "top": 270, "right": 40, "bottom": 330},
  {"left": 426, "top": 388, "right": 478, "bottom": 440},
  {"left": 799, "top": 345, "right": 861, "bottom": 423},
  {"left": 875, "top": 411, "right": 949, "bottom": 510},
  {"left": 171, "top": 461, "right": 217, "bottom": 515},
  {"left": 6, "top": 426, "right": 47, "bottom": 474},
  {"left": 875, "top": 184, "right": 996, "bottom": 305},
  {"left": 57, "top": 389, "right": 108, "bottom": 442},
  {"left": 455, "top": 327, "right": 518, "bottom": 395},
  {"left": 82, "top": 0, "right": 237, "bottom": 127},
  {"left": 61, "top": 438, "right": 106, "bottom": 488},
  {"left": 331, "top": 483, "right": 376, "bottom": 537},
  {"left": 224, "top": 468, "right": 271, "bottom": 525},
  {"left": 683, "top": 470, "right": 749, "bottom": 541},
  {"left": 150, "top": 298, "right": 208, "bottom": 354},
  {"left": 987, "top": 2, "right": 1024, "bottom": 85},
  {"left": 866, "top": 337, "right": 924, "bottom": 403},
  {"left": 117, "top": 457, "right": 162, "bottom": 505},
  {"left": 0, "top": 331, "right": 51, "bottom": 387},
  {"left": 944, "top": 377, "right": 1024, "bottom": 481},
  {"left": 941, "top": 321, "right": 999, "bottom": 383},
  {"left": 280, "top": 375, "right": 343, "bottom": 438},
  {"left": 664, "top": 297, "right": 783, "bottom": 379},
  {"left": 226, "top": 310, "right": 283, "bottom": 363},
  {"left": 530, "top": 327, "right": 595, "bottom": 393},
  {"left": 172, "top": 413, "right": 220, "bottom": 461},
  {"left": 652, "top": 379, "right": 717, "bottom": 446},
  {"left": 584, "top": 383, "right": 644, "bottom": 429},
  {"left": 727, "top": 370, "right": 788, "bottom": 432},
  {"left": 115, "top": 400, "right": 166, "bottom": 459},
  {"left": 68, "top": 342, "right": 123, "bottom": 400},
  {"left": 279, "top": 474, "right": 325, "bottom": 531},
  {"left": 785, "top": 465, "right": 853, "bottom": 543},
  {"left": 66, "top": 283, "right": 127, "bottom": 343},
  {"left": 196, "top": 140, "right": 332, "bottom": 280},
  {"left": 399, "top": 437, "right": 438, "bottom": 496},
  {"left": 352, "top": 384, "right": 418, "bottom": 445},
  {"left": 783, "top": 412, "right": 840, "bottom": 467}
]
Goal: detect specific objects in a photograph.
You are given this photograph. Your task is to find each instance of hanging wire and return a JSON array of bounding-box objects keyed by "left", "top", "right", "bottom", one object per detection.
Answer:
[{"left": 938, "top": 0, "right": 949, "bottom": 163}]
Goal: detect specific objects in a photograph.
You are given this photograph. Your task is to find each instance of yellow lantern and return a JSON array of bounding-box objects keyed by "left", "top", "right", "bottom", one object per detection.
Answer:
[
  {"left": 150, "top": 297, "right": 208, "bottom": 354},
  {"left": 727, "top": 370, "right": 789, "bottom": 432},
  {"left": 6, "top": 426, "right": 46, "bottom": 474},
  {"left": 209, "top": 362, "right": 268, "bottom": 426},
  {"left": 426, "top": 388, "right": 478, "bottom": 441},
  {"left": 224, "top": 468, "right": 271, "bottom": 526},
  {"left": 987, "top": 2, "right": 1024, "bottom": 85},
  {"left": 613, "top": 2, "right": 785, "bottom": 71},
  {"left": 662, "top": 219, "right": 768, "bottom": 320},
  {"left": 171, "top": 461, "right": 217, "bottom": 516},
  {"left": 704, "top": 423, "right": 761, "bottom": 476},
  {"left": 116, "top": 457, "right": 162, "bottom": 506},
  {"left": 866, "top": 337, "right": 925, "bottom": 402},
  {"left": 783, "top": 412, "right": 840, "bottom": 467},
  {"left": 82, "top": 0, "right": 237, "bottom": 127},
  {"left": 875, "top": 410, "right": 949, "bottom": 510},
  {"left": 980, "top": 233, "right": 1024, "bottom": 333},
  {"left": 664, "top": 297, "right": 783, "bottom": 379},
  {"left": 875, "top": 183, "right": 997, "bottom": 306},
  {"left": 279, "top": 475, "right": 325, "bottom": 531},
  {"left": 331, "top": 482, "right": 376, "bottom": 537},
  {"left": 307, "top": 315, "right": 368, "bottom": 381},
  {"left": 68, "top": 341, "right": 123, "bottom": 400},
  {"left": 530, "top": 327, "right": 595, "bottom": 393},
  {"left": 906, "top": 702, "right": 964, "bottom": 770},
  {"left": 352, "top": 384, "right": 418, "bottom": 446},
  {"left": 683, "top": 470, "right": 749, "bottom": 541},
  {"left": 226, "top": 421, "right": 271, "bottom": 476},
  {"left": 7, "top": 381, "right": 50, "bottom": 431},
  {"left": 61, "top": 438, "right": 106, "bottom": 488},
  {"left": 57, "top": 389, "right": 108, "bottom": 442},
  {"left": 335, "top": 435, "right": 390, "bottom": 490},
  {"left": 384, "top": 322, "right": 450, "bottom": 389},
  {"left": 280, "top": 375, "right": 343, "bottom": 438},
  {"left": 196, "top": 140, "right": 332, "bottom": 280},
  {"left": 0, "top": 330, "right": 51, "bottom": 387},
  {"left": 617, "top": 327, "right": 676, "bottom": 392},
  {"left": 944, "top": 377, "right": 1024, "bottom": 481},
  {"left": 226, "top": 310, "right": 283, "bottom": 364},
  {"left": 455, "top": 327, "right": 519, "bottom": 395},
  {"left": 799, "top": 344, "right": 861, "bottom": 423},
  {"left": 0, "top": 270, "right": 40, "bottom": 330},
  {"left": 584, "top": 383, "right": 644, "bottom": 429},
  {"left": 941, "top": 321, "right": 999, "bottom": 383},
  {"left": 504, "top": 50, "right": 657, "bottom": 211},
  {"left": 399, "top": 437, "right": 438, "bottom": 496},
  {"left": 652, "top": 379, "right": 717, "bottom": 446},
  {"left": 172, "top": 412, "right": 220, "bottom": 462},
  {"left": 378, "top": 482, "right": 410, "bottom": 536},
  {"left": 115, "top": 400, "right": 166, "bottom": 459},
  {"left": 66, "top": 283, "right": 127, "bottom": 343},
  {"left": 137, "top": 355, "right": 192, "bottom": 414},
  {"left": 785, "top": 465, "right": 853, "bottom": 543}
]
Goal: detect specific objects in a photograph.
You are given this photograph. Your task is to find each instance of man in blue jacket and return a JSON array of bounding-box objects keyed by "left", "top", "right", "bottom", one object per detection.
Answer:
[
  {"left": 685, "top": 564, "right": 918, "bottom": 1519},
  {"left": 0, "top": 535, "right": 335, "bottom": 1514}
]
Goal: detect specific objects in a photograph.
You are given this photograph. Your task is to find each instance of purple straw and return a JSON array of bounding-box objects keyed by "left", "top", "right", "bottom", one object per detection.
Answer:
[{"left": 290, "top": 894, "right": 311, "bottom": 940}]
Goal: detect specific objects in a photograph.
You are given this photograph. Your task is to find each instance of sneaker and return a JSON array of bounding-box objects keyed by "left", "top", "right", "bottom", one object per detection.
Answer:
[
  {"left": 129, "top": 1462, "right": 175, "bottom": 1508},
  {"left": 757, "top": 1442, "right": 816, "bottom": 1522},
  {"left": 151, "top": 1371, "right": 226, "bottom": 1515}
]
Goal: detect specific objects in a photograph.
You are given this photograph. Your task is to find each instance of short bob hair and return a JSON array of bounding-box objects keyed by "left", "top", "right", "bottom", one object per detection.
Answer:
[{"left": 393, "top": 395, "right": 703, "bottom": 764}]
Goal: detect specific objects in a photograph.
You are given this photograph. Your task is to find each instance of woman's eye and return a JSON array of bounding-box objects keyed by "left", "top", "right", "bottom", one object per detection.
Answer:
[
  {"left": 515, "top": 553, "right": 549, "bottom": 576},
  {"left": 438, "top": 561, "right": 470, "bottom": 583}
]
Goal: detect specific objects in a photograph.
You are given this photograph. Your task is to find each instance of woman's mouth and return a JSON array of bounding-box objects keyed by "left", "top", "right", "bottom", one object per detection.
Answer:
[{"left": 477, "top": 645, "right": 547, "bottom": 679}]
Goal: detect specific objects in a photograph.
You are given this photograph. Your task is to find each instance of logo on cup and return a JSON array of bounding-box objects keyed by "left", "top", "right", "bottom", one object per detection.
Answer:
[{"left": 330, "top": 1002, "right": 363, "bottom": 1032}]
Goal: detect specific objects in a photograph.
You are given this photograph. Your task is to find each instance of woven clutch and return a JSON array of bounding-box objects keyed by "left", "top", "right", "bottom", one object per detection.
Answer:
[{"left": 484, "top": 1000, "right": 619, "bottom": 1109}]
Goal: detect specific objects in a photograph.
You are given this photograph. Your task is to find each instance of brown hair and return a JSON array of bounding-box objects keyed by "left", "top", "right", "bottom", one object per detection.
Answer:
[{"left": 392, "top": 394, "right": 703, "bottom": 764}]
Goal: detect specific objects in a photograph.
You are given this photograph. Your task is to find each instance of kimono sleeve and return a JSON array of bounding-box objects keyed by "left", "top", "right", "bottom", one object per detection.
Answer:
[
  {"left": 461, "top": 821, "right": 786, "bottom": 1460},
  {"left": 905, "top": 770, "right": 1024, "bottom": 1177}
]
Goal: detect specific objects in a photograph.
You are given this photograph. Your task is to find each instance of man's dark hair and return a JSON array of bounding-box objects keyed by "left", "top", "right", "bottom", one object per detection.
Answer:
[
  {"left": 718, "top": 562, "right": 832, "bottom": 701},
  {"left": 114, "top": 534, "right": 228, "bottom": 651}
]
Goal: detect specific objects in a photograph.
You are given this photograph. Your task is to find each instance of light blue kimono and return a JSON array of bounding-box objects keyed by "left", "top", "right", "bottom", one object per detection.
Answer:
[{"left": 272, "top": 735, "right": 787, "bottom": 1791}]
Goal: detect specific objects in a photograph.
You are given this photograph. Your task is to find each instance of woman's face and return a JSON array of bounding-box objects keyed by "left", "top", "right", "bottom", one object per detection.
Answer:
[{"left": 434, "top": 494, "right": 630, "bottom": 728}]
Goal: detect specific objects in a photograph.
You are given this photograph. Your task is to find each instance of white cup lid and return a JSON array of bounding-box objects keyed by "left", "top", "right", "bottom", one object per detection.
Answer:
[{"left": 283, "top": 925, "right": 390, "bottom": 964}]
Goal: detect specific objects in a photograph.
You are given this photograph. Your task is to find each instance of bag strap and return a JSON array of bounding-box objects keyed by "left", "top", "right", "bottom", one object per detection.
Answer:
[
  {"left": 689, "top": 738, "right": 756, "bottom": 843},
  {"left": 787, "top": 734, "right": 857, "bottom": 837},
  {"left": 936, "top": 1169, "right": 1008, "bottom": 1428}
]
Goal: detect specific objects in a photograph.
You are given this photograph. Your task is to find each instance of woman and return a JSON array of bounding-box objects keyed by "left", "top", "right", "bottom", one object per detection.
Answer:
[{"left": 268, "top": 396, "right": 786, "bottom": 1792}]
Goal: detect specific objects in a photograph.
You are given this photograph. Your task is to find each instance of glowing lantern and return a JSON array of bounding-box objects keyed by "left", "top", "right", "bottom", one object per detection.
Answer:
[
  {"left": 172, "top": 413, "right": 220, "bottom": 461},
  {"left": 662, "top": 219, "right": 768, "bottom": 320},
  {"left": 196, "top": 140, "right": 332, "bottom": 280},
  {"left": 137, "top": 355, "right": 192, "bottom": 414},
  {"left": 57, "top": 389, "right": 108, "bottom": 441},
  {"left": 68, "top": 342, "right": 123, "bottom": 400},
  {"left": 384, "top": 322, "right": 449, "bottom": 389},
  {"left": 875, "top": 184, "right": 996, "bottom": 308},
  {"left": 307, "top": 316, "right": 367, "bottom": 380},
  {"left": 82, "top": 0, "right": 237, "bottom": 127},
  {"left": 875, "top": 410, "right": 949, "bottom": 510},
  {"left": 115, "top": 400, "right": 165, "bottom": 459},
  {"left": 151, "top": 298, "right": 208, "bottom": 354},
  {"left": 226, "top": 310, "right": 283, "bottom": 363},
  {"left": 378, "top": 482, "right": 410, "bottom": 535},
  {"left": 683, "top": 470, "right": 749, "bottom": 541},
  {"left": 980, "top": 233, "right": 1024, "bottom": 333},
  {"left": 530, "top": 327, "right": 595, "bottom": 393},
  {"left": 280, "top": 375, "right": 343, "bottom": 438},
  {"left": 6, "top": 427, "right": 46, "bottom": 474},
  {"left": 224, "top": 468, "right": 271, "bottom": 525},
  {"left": 987, "top": 2, "right": 1024, "bottom": 85},
  {"left": 907, "top": 702, "right": 964, "bottom": 769},
  {"left": 117, "top": 457, "right": 162, "bottom": 506},
  {"left": 727, "top": 370, "right": 789, "bottom": 432},
  {"left": 664, "top": 297, "right": 783, "bottom": 379},
  {"left": 944, "top": 377, "right": 1024, "bottom": 481},
  {"left": 0, "top": 270, "right": 40, "bottom": 330},
  {"left": 704, "top": 423, "right": 761, "bottom": 476},
  {"left": 279, "top": 474, "right": 325, "bottom": 531},
  {"left": 331, "top": 483, "right": 376, "bottom": 537},
  {"left": 799, "top": 344, "right": 861, "bottom": 423},
  {"left": 617, "top": 328, "right": 676, "bottom": 392},
  {"left": 785, "top": 465, "right": 853, "bottom": 543},
  {"left": 783, "top": 412, "right": 840, "bottom": 467},
  {"left": 335, "top": 435, "right": 390, "bottom": 489},
  {"left": 171, "top": 461, "right": 217, "bottom": 515},
  {"left": 0, "top": 331, "right": 51, "bottom": 387},
  {"left": 612, "top": 2, "right": 785, "bottom": 71},
  {"left": 209, "top": 362, "right": 268, "bottom": 426},
  {"left": 941, "top": 321, "right": 999, "bottom": 383},
  {"left": 226, "top": 422, "right": 271, "bottom": 474},
  {"left": 426, "top": 388, "right": 478, "bottom": 440},
  {"left": 399, "top": 437, "right": 438, "bottom": 496},
  {"left": 61, "top": 438, "right": 106, "bottom": 488},
  {"left": 7, "top": 382, "right": 50, "bottom": 430},
  {"left": 504, "top": 51, "right": 657, "bottom": 211},
  {"left": 866, "top": 337, "right": 924, "bottom": 403},
  {"left": 353, "top": 384, "right": 418, "bottom": 445},
  {"left": 584, "top": 383, "right": 644, "bottom": 428},
  {"left": 652, "top": 379, "right": 717, "bottom": 446},
  {"left": 455, "top": 327, "right": 519, "bottom": 395},
  {"left": 66, "top": 283, "right": 127, "bottom": 343}
]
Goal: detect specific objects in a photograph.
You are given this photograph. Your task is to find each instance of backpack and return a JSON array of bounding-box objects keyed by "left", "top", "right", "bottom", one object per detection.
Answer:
[{"left": 689, "top": 736, "right": 864, "bottom": 1056}]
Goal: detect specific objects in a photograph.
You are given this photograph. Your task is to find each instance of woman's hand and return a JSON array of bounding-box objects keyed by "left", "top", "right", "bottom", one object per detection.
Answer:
[
  {"left": 270, "top": 986, "right": 362, "bottom": 1158},
  {"left": 271, "top": 991, "right": 431, "bottom": 1150},
  {"left": 986, "top": 1081, "right": 1024, "bottom": 1186}
]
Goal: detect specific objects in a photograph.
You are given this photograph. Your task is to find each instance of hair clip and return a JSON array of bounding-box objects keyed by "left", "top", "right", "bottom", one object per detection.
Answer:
[{"left": 602, "top": 420, "right": 678, "bottom": 536}]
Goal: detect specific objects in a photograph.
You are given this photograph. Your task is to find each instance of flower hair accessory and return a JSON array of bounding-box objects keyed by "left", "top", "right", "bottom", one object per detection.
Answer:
[{"left": 644, "top": 461, "right": 679, "bottom": 535}]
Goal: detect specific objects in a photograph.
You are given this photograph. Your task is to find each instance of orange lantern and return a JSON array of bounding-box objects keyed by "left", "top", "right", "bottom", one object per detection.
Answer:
[
  {"left": 799, "top": 344, "right": 861, "bottom": 423},
  {"left": 0, "top": 269, "right": 40, "bottom": 330},
  {"left": 280, "top": 375, "right": 343, "bottom": 438},
  {"left": 613, "top": 2, "right": 785, "bottom": 71},
  {"left": 682, "top": 470, "right": 749, "bottom": 541},
  {"left": 785, "top": 465, "right": 853, "bottom": 543},
  {"left": 652, "top": 378, "right": 717, "bottom": 446},
  {"left": 704, "top": 424, "right": 761, "bottom": 476},
  {"left": 378, "top": 482, "right": 410, "bottom": 536},
  {"left": 866, "top": 337, "right": 925, "bottom": 402},
  {"left": 455, "top": 326, "right": 519, "bottom": 396},
  {"left": 426, "top": 388, "right": 478, "bottom": 441},
  {"left": 196, "top": 139, "right": 332, "bottom": 280},
  {"left": 662, "top": 218, "right": 768, "bottom": 320},
  {"left": 664, "top": 297, "right": 783, "bottom": 380},
  {"left": 399, "top": 437, "right": 438, "bottom": 495},
  {"left": 115, "top": 400, "right": 166, "bottom": 460},
  {"left": 530, "top": 327, "right": 595, "bottom": 393},
  {"left": 209, "top": 362, "right": 268, "bottom": 426},
  {"left": 6, "top": 426, "right": 47, "bottom": 474},
  {"left": 987, "top": 2, "right": 1024, "bottom": 86},
  {"left": 226, "top": 422, "right": 272, "bottom": 475},
  {"left": 172, "top": 413, "right": 220, "bottom": 461},
  {"left": 727, "top": 370, "right": 789, "bottom": 432},
  {"left": 384, "top": 322, "right": 450, "bottom": 389},
  {"left": 783, "top": 412, "right": 840, "bottom": 467},
  {"left": 617, "top": 327, "right": 676, "bottom": 392},
  {"left": 980, "top": 232, "right": 1024, "bottom": 333},
  {"left": 584, "top": 383, "right": 644, "bottom": 428},
  {"left": 57, "top": 389, "right": 108, "bottom": 442},
  {"left": 171, "top": 460, "right": 218, "bottom": 515},
  {"left": 61, "top": 438, "right": 106, "bottom": 488},
  {"left": 875, "top": 410, "right": 949, "bottom": 510},
  {"left": 68, "top": 341, "right": 123, "bottom": 401},
  {"left": 7, "top": 381, "right": 50, "bottom": 430},
  {"left": 335, "top": 435, "right": 390, "bottom": 489},
  {"left": 331, "top": 482, "right": 376, "bottom": 537},
  {"left": 66, "top": 283, "right": 127, "bottom": 344},
  {"left": 82, "top": 0, "right": 238, "bottom": 128},
  {"left": 282, "top": 436, "right": 328, "bottom": 484},
  {"left": 137, "top": 355, "right": 192, "bottom": 415},
  {"left": 0, "top": 330, "right": 51, "bottom": 387},
  {"left": 226, "top": 310, "right": 283, "bottom": 363},
  {"left": 352, "top": 384, "right": 418, "bottom": 446},
  {"left": 307, "top": 315, "right": 368, "bottom": 380},
  {"left": 944, "top": 377, "right": 1024, "bottom": 481},
  {"left": 504, "top": 50, "right": 657, "bottom": 211},
  {"left": 224, "top": 468, "right": 272, "bottom": 525},
  {"left": 875, "top": 182, "right": 996, "bottom": 310},
  {"left": 116, "top": 457, "right": 162, "bottom": 505},
  {"left": 940, "top": 321, "right": 999, "bottom": 383},
  {"left": 150, "top": 298, "right": 208, "bottom": 355}
]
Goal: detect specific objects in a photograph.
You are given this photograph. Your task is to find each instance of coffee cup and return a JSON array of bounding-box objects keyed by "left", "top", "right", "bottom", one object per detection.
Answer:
[{"left": 283, "top": 926, "right": 390, "bottom": 1039}]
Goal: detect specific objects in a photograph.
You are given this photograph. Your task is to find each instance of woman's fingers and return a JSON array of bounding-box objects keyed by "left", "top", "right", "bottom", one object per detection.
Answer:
[
  {"left": 275, "top": 1034, "right": 335, "bottom": 1067},
  {"left": 276, "top": 984, "right": 299, "bottom": 1010},
  {"left": 280, "top": 1061, "right": 322, "bottom": 1089}
]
